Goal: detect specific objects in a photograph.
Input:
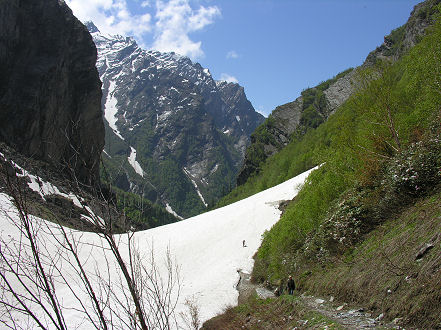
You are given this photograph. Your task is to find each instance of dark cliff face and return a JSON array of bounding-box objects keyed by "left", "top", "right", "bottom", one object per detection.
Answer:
[{"left": 0, "top": 0, "right": 104, "bottom": 185}]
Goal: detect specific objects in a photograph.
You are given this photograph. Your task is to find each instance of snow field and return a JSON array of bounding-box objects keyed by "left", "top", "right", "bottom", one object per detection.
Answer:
[{"left": 0, "top": 167, "right": 316, "bottom": 328}]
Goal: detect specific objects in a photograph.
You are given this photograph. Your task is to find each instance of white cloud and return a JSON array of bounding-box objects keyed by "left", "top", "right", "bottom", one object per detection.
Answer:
[
  {"left": 226, "top": 50, "right": 239, "bottom": 59},
  {"left": 152, "top": 0, "right": 221, "bottom": 59},
  {"left": 65, "top": 0, "right": 220, "bottom": 60},
  {"left": 65, "top": 0, "right": 152, "bottom": 40},
  {"left": 220, "top": 73, "right": 238, "bottom": 84}
]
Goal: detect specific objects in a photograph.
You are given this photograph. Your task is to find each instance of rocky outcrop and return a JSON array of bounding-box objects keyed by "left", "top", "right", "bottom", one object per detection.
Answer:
[
  {"left": 237, "top": 0, "right": 439, "bottom": 186},
  {"left": 216, "top": 81, "right": 263, "bottom": 137},
  {"left": 89, "top": 23, "right": 264, "bottom": 217},
  {"left": 236, "top": 68, "right": 355, "bottom": 186},
  {"left": 365, "top": 0, "right": 441, "bottom": 65},
  {"left": 0, "top": 0, "right": 104, "bottom": 186}
]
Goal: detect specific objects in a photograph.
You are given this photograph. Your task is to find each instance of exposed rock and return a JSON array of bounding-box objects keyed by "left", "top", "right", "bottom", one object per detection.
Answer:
[
  {"left": 365, "top": 0, "right": 441, "bottom": 65},
  {"left": 0, "top": 0, "right": 104, "bottom": 186},
  {"left": 0, "top": 143, "right": 126, "bottom": 233},
  {"left": 323, "top": 70, "right": 357, "bottom": 114},
  {"left": 89, "top": 23, "right": 264, "bottom": 217},
  {"left": 236, "top": 68, "right": 355, "bottom": 186},
  {"left": 415, "top": 242, "right": 435, "bottom": 260},
  {"left": 272, "top": 98, "right": 304, "bottom": 136}
]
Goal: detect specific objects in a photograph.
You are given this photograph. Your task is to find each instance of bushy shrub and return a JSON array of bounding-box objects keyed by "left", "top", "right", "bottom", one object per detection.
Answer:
[{"left": 382, "top": 137, "right": 441, "bottom": 197}]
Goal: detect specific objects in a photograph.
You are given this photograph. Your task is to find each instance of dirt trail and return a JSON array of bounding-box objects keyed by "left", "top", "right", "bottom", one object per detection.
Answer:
[
  {"left": 298, "top": 294, "right": 394, "bottom": 329},
  {"left": 236, "top": 271, "right": 275, "bottom": 305},
  {"left": 236, "top": 271, "right": 400, "bottom": 329}
]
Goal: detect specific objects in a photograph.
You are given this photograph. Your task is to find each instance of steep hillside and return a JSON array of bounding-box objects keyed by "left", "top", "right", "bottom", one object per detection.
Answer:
[
  {"left": 236, "top": 68, "right": 354, "bottom": 186},
  {"left": 214, "top": 1, "right": 441, "bottom": 328},
  {"left": 88, "top": 23, "right": 264, "bottom": 218},
  {"left": 0, "top": 0, "right": 104, "bottom": 186},
  {"left": 249, "top": 0, "right": 441, "bottom": 285},
  {"left": 236, "top": 0, "right": 440, "bottom": 187},
  {"left": 299, "top": 189, "right": 441, "bottom": 329}
]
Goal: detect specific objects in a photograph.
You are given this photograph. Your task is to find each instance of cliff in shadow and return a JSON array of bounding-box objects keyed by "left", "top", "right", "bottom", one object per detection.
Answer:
[{"left": 0, "top": 0, "right": 104, "bottom": 186}]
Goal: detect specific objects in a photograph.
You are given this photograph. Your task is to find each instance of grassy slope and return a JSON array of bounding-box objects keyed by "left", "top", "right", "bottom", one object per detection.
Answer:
[
  {"left": 252, "top": 7, "right": 441, "bottom": 282},
  {"left": 203, "top": 189, "right": 440, "bottom": 329},
  {"left": 301, "top": 189, "right": 441, "bottom": 328},
  {"left": 211, "top": 4, "right": 441, "bottom": 328}
]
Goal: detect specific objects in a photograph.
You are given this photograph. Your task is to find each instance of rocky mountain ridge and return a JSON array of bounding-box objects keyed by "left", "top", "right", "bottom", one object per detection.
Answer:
[
  {"left": 236, "top": 0, "right": 440, "bottom": 186},
  {"left": 88, "top": 22, "right": 264, "bottom": 218}
]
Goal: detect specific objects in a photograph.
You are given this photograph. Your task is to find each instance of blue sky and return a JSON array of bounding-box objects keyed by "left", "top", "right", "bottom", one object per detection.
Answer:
[{"left": 66, "top": 0, "right": 422, "bottom": 116}]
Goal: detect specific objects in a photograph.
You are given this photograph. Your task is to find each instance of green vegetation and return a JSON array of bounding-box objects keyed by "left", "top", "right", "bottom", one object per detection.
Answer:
[
  {"left": 298, "top": 68, "right": 354, "bottom": 134},
  {"left": 383, "top": 25, "right": 406, "bottom": 56},
  {"left": 217, "top": 8, "right": 441, "bottom": 327},
  {"left": 103, "top": 108, "right": 244, "bottom": 218},
  {"left": 100, "top": 148, "right": 179, "bottom": 229},
  {"left": 242, "top": 116, "right": 281, "bottom": 175},
  {"left": 253, "top": 8, "right": 441, "bottom": 280},
  {"left": 113, "top": 187, "right": 178, "bottom": 229},
  {"left": 298, "top": 189, "right": 441, "bottom": 329},
  {"left": 205, "top": 3, "right": 441, "bottom": 329}
]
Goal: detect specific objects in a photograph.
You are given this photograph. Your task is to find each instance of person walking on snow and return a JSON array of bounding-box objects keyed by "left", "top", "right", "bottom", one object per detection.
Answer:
[{"left": 287, "top": 275, "right": 295, "bottom": 295}]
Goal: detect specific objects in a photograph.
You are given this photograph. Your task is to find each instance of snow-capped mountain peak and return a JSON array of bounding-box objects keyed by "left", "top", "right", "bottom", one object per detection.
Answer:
[{"left": 89, "top": 23, "right": 265, "bottom": 218}]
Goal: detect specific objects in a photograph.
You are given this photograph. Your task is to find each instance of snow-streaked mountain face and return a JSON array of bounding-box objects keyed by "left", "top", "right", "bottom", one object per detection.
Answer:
[{"left": 87, "top": 22, "right": 265, "bottom": 218}]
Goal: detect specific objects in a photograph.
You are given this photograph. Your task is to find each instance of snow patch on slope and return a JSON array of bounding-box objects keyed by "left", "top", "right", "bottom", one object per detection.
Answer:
[
  {"left": 128, "top": 147, "right": 144, "bottom": 177},
  {"left": 104, "top": 80, "right": 125, "bottom": 141},
  {"left": 165, "top": 203, "right": 184, "bottom": 220},
  {"left": 1, "top": 154, "right": 82, "bottom": 208},
  {"left": 183, "top": 167, "right": 208, "bottom": 207}
]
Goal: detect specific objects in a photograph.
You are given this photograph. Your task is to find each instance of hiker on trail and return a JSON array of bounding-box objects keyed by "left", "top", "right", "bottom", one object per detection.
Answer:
[
  {"left": 242, "top": 240, "right": 246, "bottom": 247},
  {"left": 287, "top": 275, "right": 295, "bottom": 295}
]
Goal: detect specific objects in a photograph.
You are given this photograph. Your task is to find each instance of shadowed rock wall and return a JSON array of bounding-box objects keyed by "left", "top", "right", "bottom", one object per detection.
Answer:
[{"left": 0, "top": 0, "right": 104, "bottom": 185}]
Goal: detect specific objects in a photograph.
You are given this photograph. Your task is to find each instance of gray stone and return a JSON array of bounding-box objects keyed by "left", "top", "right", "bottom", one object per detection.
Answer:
[
  {"left": 416, "top": 243, "right": 435, "bottom": 260},
  {"left": 336, "top": 304, "right": 346, "bottom": 311}
]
